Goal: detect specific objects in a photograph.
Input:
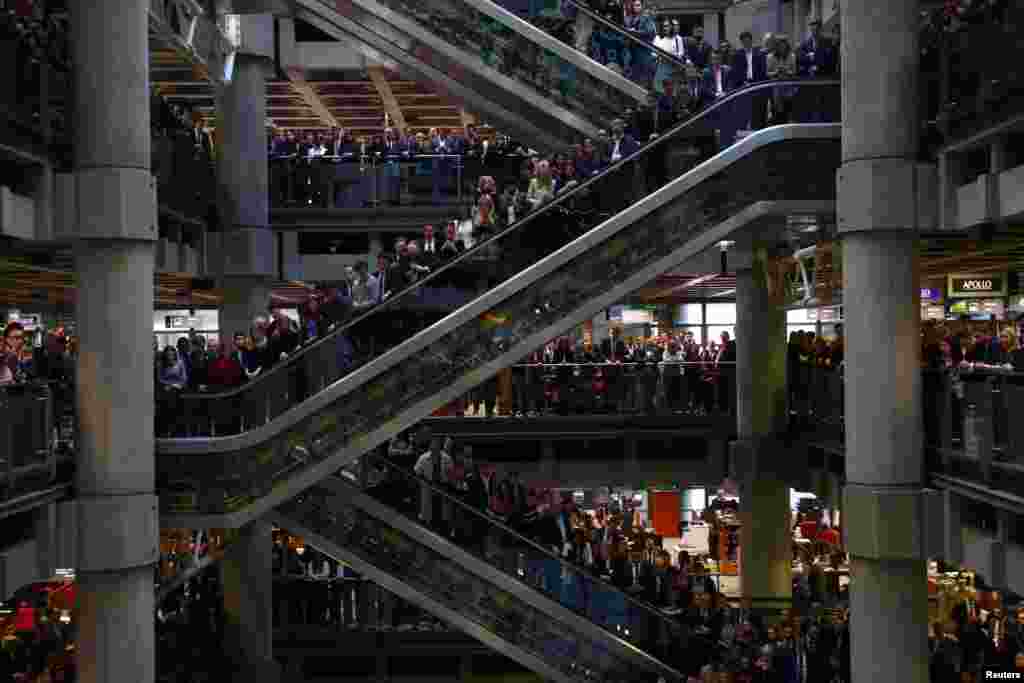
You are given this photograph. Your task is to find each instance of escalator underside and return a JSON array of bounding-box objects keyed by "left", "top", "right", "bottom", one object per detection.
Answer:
[{"left": 295, "top": 0, "right": 640, "bottom": 149}]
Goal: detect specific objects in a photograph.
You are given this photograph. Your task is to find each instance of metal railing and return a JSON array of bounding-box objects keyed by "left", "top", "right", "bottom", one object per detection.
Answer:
[
  {"left": 332, "top": 454, "right": 688, "bottom": 674},
  {"left": 439, "top": 359, "right": 738, "bottom": 417},
  {"left": 0, "top": 382, "right": 65, "bottom": 504}
]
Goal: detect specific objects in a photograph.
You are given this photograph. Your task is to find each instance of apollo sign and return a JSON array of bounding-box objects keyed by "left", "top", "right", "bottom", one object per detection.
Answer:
[{"left": 948, "top": 274, "right": 1006, "bottom": 298}]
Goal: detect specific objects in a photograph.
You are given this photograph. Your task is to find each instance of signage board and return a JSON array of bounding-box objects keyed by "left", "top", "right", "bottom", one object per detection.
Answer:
[
  {"left": 920, "top": 287, "right": 943, "bottom": 302},
  {"left": 948, "top": 274, "right": 1007, "bottom": 298}
]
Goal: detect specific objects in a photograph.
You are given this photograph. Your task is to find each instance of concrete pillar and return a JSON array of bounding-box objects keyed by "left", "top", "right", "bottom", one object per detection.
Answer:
[
  {"left": 943, "top": 489, "right": 964, "bottom": 567},
  {"left": 217, "top": 53, "right": 275, "bottom": 348},
  {"left": 792, "top": 0, "right": 808, "bottom": 45},
  {"left": 221, "top": 520, "right": 280, "bottom": 682},
  {"left": 220, "top": 276, "right": 272, "bottom": 347},
  {"left": 990, "top": 509, "right": 1010, "bottom": 589},
  {"left": 33, "top": 502, "right": 56, "bottom": 579},
  {"left": 733, "top": 266, "right": 790, "bottom": 610},
  {"left": 281, "top": 232, "right": 302, "bottom": 281},
  {"left": 540, "top": 440, "right": 558, "bottom": 482},
  {"left": 69, "top": 2, "right": 158, "bottom": 682},
  {"left": 838, "top": 1, "right": 928, "bottom": 681},
  {"left": 702, "top": 13, "right": 720, "bottom": 47}
]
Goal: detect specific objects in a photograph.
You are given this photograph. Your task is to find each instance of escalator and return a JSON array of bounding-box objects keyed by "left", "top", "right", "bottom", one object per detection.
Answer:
[
  {"left": 293, "top": 0, "right": 691, "bottom": 149},
  {"left": 273, "top": 461, "right": 691, "bottom": 682},
  {"left": 157, "top": 80, "right": 841, "bottom": 528}
]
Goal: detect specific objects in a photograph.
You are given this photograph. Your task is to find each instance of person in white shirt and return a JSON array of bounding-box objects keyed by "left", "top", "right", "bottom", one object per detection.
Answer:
[
  {"left": 653, "top": 20, "right": 679, "bottom": 95},
  {"left": 421, "top": 224, "right": 438, "bottom": 255},
  {"left": 414, "top": 438, "right": 453, "bottom": 529}
]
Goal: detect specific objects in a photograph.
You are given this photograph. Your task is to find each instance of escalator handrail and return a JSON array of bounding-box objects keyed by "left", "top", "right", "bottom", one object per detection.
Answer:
[
  {"left": 168, "top": 78, "right": 839, "bottom": 408},
  {"left": 333, "top": 453, "right": 691, "bottom": 648}
]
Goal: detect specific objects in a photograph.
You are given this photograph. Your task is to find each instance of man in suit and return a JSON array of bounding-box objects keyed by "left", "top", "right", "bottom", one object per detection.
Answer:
[
  {"left": 608, "top": 118, "right": 639, "bottom": 163},
  {"left": 797, "top": 18, "right": 829, "bottom": 78},
  {"left": 377, "top": 126, "right": 405, "bottom": 205},
  {"left": 797, "top": 18, "right": 836, "bottom": 122},
  {"left": 686, "top": 24, "right": 712, "bottom": 69},
  {"left": 368, "top": 252, "right": 391, "bottom": 305},
  {"left": 730, "top": 30, "right": 767, "bottom": 88},
  {"left": 731, "top": 30, "right": 769, "bottom": 129},
  {"left": 419, "top": 224, "right": 442, "bottom": 270},
  {"left": 190, "top": 117, "right": 213, "bottom": 158}
]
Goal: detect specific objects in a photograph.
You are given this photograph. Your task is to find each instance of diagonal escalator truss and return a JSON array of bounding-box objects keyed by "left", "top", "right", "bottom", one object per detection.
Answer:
[
  {"left": 274, "top": 473, "right": 684, "bottom": 682},
  {"left": 293, "top": 0, "right": 675, "bottom": 148},
  {"left": 157, "top": 80, "right": 841, "bottom": 530}
]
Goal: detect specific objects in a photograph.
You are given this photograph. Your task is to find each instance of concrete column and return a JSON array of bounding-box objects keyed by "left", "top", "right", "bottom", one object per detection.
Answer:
[
  {"left": 221, "top": 520, "right": 280, "bottom": 682},
  {"left": 734, "top": 266, "right": 790, "bottom": 610},
  {"left": 702, "top": 13, "right": 720, "bottom": 47},
  {"left": 281, "top": 232, "right": 302, "bottom": 281},
  {"left": 943, "top": 489, "right": 964, "bottom": 567},
  {"left": 990, "top": 509, "right": 1010, "bottom": 589},
  {"left": 33, "top": 503, "right": 56, "bottom": 579},
  {"left": 217, "top": 53, "right": 275, "bottom": 346},
  {"left": 69, "top": 2, "right": 158, "bottom": 682},
  {"left": 220, "top": 276, "right": 272, "bottom": 348},
  {"left": 839, "top": 1, "right": 927, "bottom": 682},
  {"left": 792, "top": 0, "right": 808, "bottom": 45},
  {"left": 540, "top": 440, "right": 558, "bottom": 482}
]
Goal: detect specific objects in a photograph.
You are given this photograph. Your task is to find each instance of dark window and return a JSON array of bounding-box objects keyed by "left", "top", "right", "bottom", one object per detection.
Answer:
[{"left": 298, "top": 233, "right": 370, "bottom": 255}]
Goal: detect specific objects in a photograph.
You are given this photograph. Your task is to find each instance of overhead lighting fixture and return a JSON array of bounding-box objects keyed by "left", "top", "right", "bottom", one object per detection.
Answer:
[{"left": 711, "top": 288, "right": 735, "bottom": 298}]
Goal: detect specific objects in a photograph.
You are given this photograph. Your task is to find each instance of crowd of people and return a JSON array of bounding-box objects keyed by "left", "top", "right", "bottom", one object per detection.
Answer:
[
  {"left": 442, "top": 331, "right": 737, "bottom": 418},
  {"left": 354, "top": 436, "right": 854, "bottom": 682},
  {"left": 922, "top": 320, "right": 1024, "bottom": 370}
]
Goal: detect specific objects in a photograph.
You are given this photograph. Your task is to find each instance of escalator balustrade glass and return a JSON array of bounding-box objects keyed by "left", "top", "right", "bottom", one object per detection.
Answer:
[{"left": 277, "top": 474, "right": 681, "bottom": 682}]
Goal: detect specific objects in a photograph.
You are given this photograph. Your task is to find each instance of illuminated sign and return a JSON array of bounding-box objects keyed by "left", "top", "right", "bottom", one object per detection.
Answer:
[{"left": 948, "top": 274, "right": 1007, "bottom": 298}]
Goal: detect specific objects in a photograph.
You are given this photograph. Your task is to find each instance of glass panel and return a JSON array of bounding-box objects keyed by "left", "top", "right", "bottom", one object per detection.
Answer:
[
  {"left": 705, "top": 325, "right": 734, "bottom": 346},
  {"left": 703, "top": 303, "right": 735, "bottom": 325},
  {"left": 155, "top": 81, "right": 840, "bottom": 514},
  {"left": 786, "top": 309, "right": 812, "bottom": 325},
  {"left": 276, "top": 476, "right": 667, "bottom": 682},
  {"left": 674, "top": 304, "right": 703, "bottom": 325}
]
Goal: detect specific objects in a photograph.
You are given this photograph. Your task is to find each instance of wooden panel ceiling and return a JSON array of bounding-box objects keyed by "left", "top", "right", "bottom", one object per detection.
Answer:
[{"left": 152, "top": 69, "right": 487, "bottom": 137}]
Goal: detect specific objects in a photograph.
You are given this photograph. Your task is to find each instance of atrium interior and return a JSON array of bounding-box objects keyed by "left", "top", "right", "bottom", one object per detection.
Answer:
[{"left": 0, "top": 0, "right": 1023, "bottom": 681}]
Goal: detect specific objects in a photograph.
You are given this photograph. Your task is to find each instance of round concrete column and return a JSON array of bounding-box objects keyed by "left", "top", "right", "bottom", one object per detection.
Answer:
[
  {"left": 734, "top": 266, "right": 791, "bottom": 610},
  {"left": 839, "top": 1, "right": 928, "bottom": 681},
  {"left": 217, "top": 53, "right": 275, "bottom": 336},
  {"left": 221, "top": 520, "right": 281, "bottom": 682},
  {"left": 69, "top": 2, "right": 157, "bottom": 682}
]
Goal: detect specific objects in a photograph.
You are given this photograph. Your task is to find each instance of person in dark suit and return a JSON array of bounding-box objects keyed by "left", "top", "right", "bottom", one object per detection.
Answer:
[
  {"left": 730, "top": 30, "right": 768, "bottom": 88},
  {"left": 608, "top": 118, "right": 639, "bottom": 163},
  {"left": 189, "top": 118, "right": 213, "bottom": 158},
  {"left": 796, "top": 18, "right": 836, "bottom": 122},
  {"left": 686, "top": 24, "right": 712, "bottom": 69},
  {"left": 731, "top": 31, "right": 769, "bottom": 129},
  {"left": 797, "top": 18, "right": 828, "bottom": 78}
]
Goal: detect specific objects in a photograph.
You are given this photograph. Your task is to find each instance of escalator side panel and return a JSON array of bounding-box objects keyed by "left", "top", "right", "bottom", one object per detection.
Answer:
[
  {"left": 275, "top": 493, "right": 632, "bottom": 683},
  {"left": 294, "top": 6, "right": 571, "bottom": 152},
  {"left": 312, "top": 0, "right": 605, "bottom": 140}
]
